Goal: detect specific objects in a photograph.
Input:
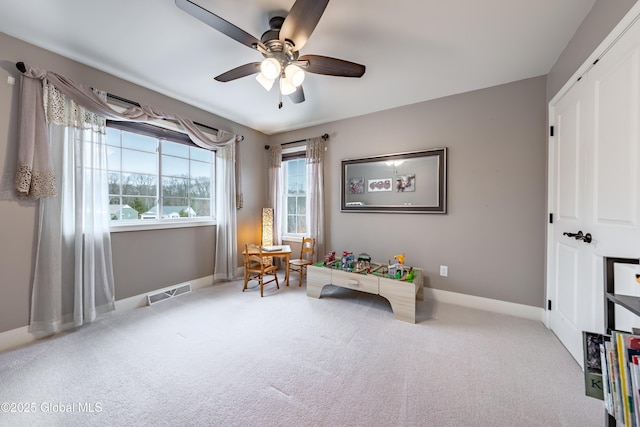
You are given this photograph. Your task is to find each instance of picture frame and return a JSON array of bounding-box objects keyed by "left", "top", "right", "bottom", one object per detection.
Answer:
[
  {"left": 367, "top": 178, "right": 392, "bottom": 192},
  {"left": 395, "top": 174, "right": 416, "bottom": 192},
  {"left": 348, "top": 177, "right": 365, "bottom": 194},
  {"left": 341, "top": 148, "right": 447, "bottom": 213}
]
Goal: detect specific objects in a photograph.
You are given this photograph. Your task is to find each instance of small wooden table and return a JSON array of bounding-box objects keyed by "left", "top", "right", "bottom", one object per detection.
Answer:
[{"left": 243, "top": 245, "right": 292, "bottom": 286}]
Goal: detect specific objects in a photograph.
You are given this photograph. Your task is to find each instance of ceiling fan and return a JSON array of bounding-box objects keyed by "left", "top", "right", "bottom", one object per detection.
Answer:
[{"left": 175, "top": 0, "right": 366, "bottom": 108}]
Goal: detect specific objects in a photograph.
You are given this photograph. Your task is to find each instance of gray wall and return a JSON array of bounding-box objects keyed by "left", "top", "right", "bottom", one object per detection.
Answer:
[
  {"left": 0, "top": 32, "right": 268, "bottom": 333},
  {"left": 546, "top": 0, "right": 637, "bottom": 101},
  {"left": 111, "top": 227, "right": 215, "bottom": 300},
  {"left": 270, "top": 76, "right": 548, "bottom": 307}
]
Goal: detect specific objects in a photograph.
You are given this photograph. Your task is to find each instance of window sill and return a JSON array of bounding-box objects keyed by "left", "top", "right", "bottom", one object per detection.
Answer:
[
  {"left": 282, "top": 235, "right": 304, "bottom": 243},
  {"left": 110, "top": 219, "right": 216, "bottom": 233}
]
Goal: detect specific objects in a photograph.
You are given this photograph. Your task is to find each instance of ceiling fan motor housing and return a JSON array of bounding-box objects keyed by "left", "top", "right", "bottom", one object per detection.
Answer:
[{"left": 261, "top": 16, "right": 298, "bottom": 65}]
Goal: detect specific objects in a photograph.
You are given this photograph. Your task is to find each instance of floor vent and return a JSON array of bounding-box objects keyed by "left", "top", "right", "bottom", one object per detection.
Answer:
[{"left": 147, "top": 283, "right": 192, "bottom": 305}]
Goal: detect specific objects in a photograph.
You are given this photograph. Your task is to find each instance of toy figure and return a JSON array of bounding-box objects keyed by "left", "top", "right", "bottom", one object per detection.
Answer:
[
  {"left": 356, "top": 253, "right": 371, "bottom": 272},
  {"left": 406, "top": 267, "right": 415, "bottom": 283},
  {"left": 341, "top": 251, "right": 354, "bottom": 271},
  {"left": 324, "top": 251, "right": 336, "bottom": 266},
  {"left": 388, "top": 264, "right": 395, "bottom": 277}
]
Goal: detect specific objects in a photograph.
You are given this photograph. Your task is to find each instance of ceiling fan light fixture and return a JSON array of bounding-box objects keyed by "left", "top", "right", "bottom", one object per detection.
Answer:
[
  {"left": 279, "top": 77, "right": 297, "bottom": 96},
  {"left": 285, "top": 64, "right": 305, "bottom": 87},
  {"left": 177, "top": 0, "right": 367, "bottom": 108},
  {"left": 260, "top": 57, "right": 281, "bottom": 80},
  {"left": 256, "top": 72, "right": 275, "bottom": 91}
]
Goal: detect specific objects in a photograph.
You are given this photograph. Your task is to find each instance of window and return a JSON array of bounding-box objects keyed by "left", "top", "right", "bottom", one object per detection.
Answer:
[
  {"left": 106, "top": 122, "right": 215, "bottom": 224},
  {"left": 283, "top": 155, "right": 307, "bottom": 235}
]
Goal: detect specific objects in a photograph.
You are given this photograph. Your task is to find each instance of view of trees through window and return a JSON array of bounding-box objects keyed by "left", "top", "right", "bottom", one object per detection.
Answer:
[
  {"left": 106, "top": 125, "right": 214, "bottom": 221},
  {"left": 284, "top": 157, "right": 307, "bottom": 234}
]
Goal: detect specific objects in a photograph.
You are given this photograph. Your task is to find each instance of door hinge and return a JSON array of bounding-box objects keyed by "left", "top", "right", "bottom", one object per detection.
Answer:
[
  {"left": 550, "top": 126, "right": 554, "bottom": 137},
  {"left": 548, "top": 300, "right": 552, "bottom": 310},
  {"left": 549, "top": 213, "right": 553, "bottom": 224}
]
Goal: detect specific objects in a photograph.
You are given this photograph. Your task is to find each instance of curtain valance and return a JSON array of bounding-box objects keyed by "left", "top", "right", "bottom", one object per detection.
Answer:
[
  {"left": 268, "top": 145, "right": 282, "bottom": 168},
  {"left": 306, "top": 137, "right": 324, "bottom": 164},
  {"left": 15, "top": 62, "right": 238, "bottom": 199},
  {"left": 43, "top": 81, "right": 107, "bottom": 130}
]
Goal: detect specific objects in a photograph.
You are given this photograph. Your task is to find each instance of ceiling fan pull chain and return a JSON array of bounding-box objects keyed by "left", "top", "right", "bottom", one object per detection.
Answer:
[{"left": 278, "top": 89, "right": 283, "bottom": 109}]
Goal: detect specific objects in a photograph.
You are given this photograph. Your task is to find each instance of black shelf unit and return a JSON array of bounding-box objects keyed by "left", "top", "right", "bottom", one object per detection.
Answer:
[{"left": 604, "top": 256, "right": 640, "bottom": 427}]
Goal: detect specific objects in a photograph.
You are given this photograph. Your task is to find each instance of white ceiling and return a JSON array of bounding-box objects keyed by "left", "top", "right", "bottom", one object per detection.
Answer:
[{"left": 0, "top": 0, "right": 595, "bottom": 135}]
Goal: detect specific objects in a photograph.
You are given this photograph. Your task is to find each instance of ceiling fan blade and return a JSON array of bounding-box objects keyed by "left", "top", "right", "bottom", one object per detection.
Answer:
[
  {"left": 288, "top": 86, "right": 305, "bottom": 104},
  {"left": 279, "top": 0, "right": 329, "bottom": 50},
  {"left": 175, "top": 0, "right": 265, "bottom": 51},
  {"left": 214, "top": 62, "right": 261, "bottom": 82},
  {"left": 299, "top": 55, "right": 366, "bottom": 77}
]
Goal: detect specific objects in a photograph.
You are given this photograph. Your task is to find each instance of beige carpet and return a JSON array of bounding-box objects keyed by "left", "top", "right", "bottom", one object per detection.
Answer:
[{"left": 0, "top": 278, "right": 603, "bottom": 426}]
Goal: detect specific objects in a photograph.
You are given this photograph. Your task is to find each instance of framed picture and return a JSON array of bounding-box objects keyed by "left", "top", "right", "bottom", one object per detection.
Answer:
[
  {"left": 341, "top": 148, "right": 447, "bottom": 213},
  {"left": 367, "top": 178, "right": 392, "bottom": 192},
  {"left": 396, "top": 174, "right": 415, "bottom": 192},
  {"left": 348, "top": 177, "right": 365, "bottom": 194}
]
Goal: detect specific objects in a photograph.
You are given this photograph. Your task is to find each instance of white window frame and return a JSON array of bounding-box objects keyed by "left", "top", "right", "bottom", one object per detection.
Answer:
[
  {"left": 107, "top": 120, "right": 216, "bottom": 233},
  {"left": 281, "top": 147, "right": 307, "bottom": 241}
]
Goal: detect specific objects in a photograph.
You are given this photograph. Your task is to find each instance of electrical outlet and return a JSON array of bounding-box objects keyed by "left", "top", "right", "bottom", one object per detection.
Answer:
[
  {"left": 7, "top": 76, "right": 15, "bottom": 86},
  {"left": 440, "top": 265, "right": 448, "bottom": 277}
]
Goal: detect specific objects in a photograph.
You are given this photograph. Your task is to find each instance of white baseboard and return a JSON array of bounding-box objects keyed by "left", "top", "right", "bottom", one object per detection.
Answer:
[
  {"left": 212, "top": 267, "right": 244, "bottom": 283},
  {"left": 425, "top": 288, "right": 544, "bottom": 322},
  {"left": 0, "top": 275, "right": 215, "bottom": 354},
  {"left": 0, "top": 325, "right": 36, "bottom": 354}
]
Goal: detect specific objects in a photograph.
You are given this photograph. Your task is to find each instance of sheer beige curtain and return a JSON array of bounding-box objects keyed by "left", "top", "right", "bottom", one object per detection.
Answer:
[
  {"left": 213, "top": 143, "right": 238, "bottom": 280},
  {"left": 306, "top": 137, "right": 325, "bottom": 260},
  {"left": 268, "top": 145, "right": 283, "bottom": 246},
  {"left": 29, "top": 82, "right": 115, "bottom": 336}
]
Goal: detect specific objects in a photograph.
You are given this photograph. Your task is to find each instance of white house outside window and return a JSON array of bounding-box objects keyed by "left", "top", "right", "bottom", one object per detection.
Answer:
[{"left": 106, "top": 123, "right": 215, "bottom": 223}]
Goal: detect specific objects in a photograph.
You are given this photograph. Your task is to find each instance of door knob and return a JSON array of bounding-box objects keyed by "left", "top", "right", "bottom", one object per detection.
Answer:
[
  {"left": 563, "top": 230, "right": 592, "bottom": 244},
  {"left": 563, "top": 231, "right": 582, "bottom": 238}
]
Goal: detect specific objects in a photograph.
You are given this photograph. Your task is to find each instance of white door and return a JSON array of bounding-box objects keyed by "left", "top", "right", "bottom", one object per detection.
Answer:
[
  {"left": 548, "top": 79, "right": 589, "bottom": 365},
  {"left": 548, "top": 17, "right": 640, "bottom": 367}
]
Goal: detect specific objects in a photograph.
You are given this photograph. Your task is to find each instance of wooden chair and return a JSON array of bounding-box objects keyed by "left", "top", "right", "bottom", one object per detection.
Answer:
[
  {"left": 243, "top": 243, "right": 280, "bottom": 297},
  {"left": 288, "top": 237, "right": 316, "bottom": 286}
]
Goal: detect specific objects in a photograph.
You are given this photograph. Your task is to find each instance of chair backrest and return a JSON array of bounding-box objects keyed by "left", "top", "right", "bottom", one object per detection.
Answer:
[
  {"left": 245, "top": 243, "right": 265, "bottom": 270},
  {"left": 299, "top": 237, "right": 316, "bottom": 262}
]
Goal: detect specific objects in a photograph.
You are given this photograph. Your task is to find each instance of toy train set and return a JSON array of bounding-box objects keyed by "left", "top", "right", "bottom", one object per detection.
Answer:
[{"left": 321, "top": 250, "right": 416, "bottom": 282}]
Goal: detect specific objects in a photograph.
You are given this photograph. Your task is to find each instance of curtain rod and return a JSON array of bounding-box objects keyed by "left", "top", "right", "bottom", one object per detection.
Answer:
[
  {"left": 264, "top": 133, "right": 329, "bottom": 150},
  {"left": 15, "top": 62, "right": 243, "bottom": 142}
]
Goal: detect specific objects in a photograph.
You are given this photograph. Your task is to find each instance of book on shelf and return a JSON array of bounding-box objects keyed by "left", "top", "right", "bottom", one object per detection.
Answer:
[
  {"left": 620, "top": 332, "right": 640, "bottom": 426},
  {"left": 589, "top": 329, "right": 640, "bottom": 426},
  {"left": 607, "top": 338, "right": 623, "bottom": 421},
  {"left": 615, "top": 331, "right": 634, "bottom": 426},
  {"left": 632, "top": 354, "right": 640, "bottom": 426},
  {"left": 600, "top": 336, "right": 612, "bottom": 415},
  {"left": 583, "top": 331, "right": 605, "bottom": 400}
]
